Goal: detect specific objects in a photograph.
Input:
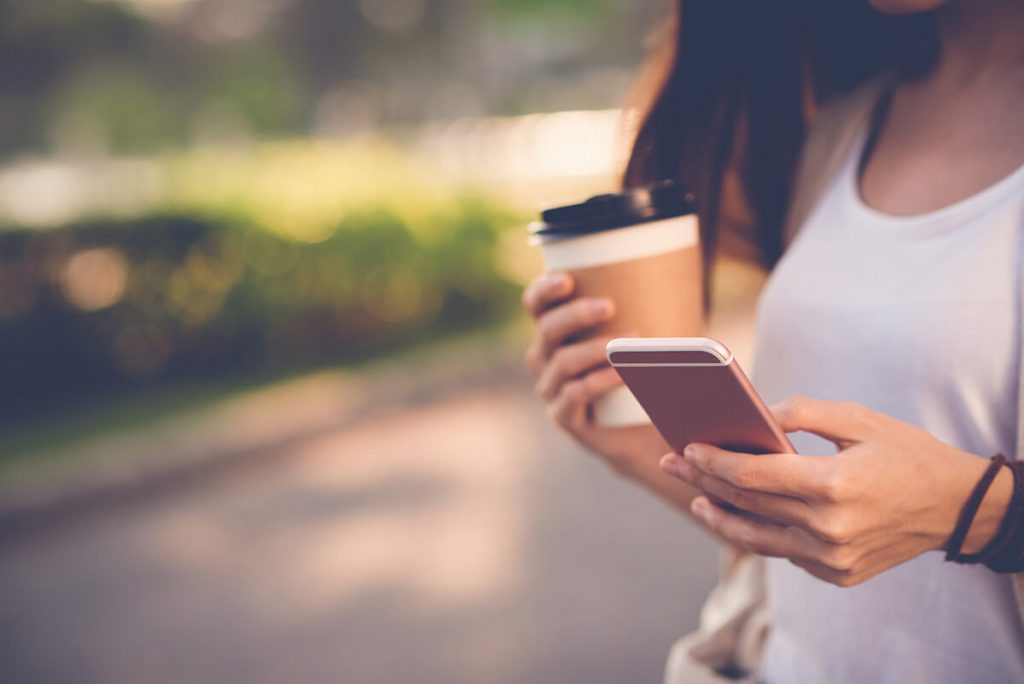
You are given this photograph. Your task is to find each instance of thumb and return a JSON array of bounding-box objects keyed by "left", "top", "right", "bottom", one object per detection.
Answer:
[{"left": 769, "top": 396, "right": 867, "bottom": 448}]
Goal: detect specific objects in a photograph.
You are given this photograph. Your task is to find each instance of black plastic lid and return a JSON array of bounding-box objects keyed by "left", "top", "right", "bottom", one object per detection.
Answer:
[{"left": 531, "top": 180, "right": 696, "bottom": 238}]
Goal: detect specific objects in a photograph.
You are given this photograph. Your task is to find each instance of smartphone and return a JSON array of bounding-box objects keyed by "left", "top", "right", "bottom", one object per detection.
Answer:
[{"left": 606, "top": 337, "right": 794, "bottom": 454}]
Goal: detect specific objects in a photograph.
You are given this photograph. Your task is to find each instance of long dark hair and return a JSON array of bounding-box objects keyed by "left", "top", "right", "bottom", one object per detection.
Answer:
[{"left": 623, "top": 1, "right": 937, "bottom": 274}]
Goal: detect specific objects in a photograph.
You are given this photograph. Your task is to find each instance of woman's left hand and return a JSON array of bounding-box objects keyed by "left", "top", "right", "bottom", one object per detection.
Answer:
[{"left": 661, "top": 397, "right": 1011, "bottom": 587}]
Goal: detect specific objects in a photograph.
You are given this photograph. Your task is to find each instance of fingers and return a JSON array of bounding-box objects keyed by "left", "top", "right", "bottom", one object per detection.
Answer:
[
  {"left": 666, "top": 452, "right": 866, "bottom": 544},
  {"left": 691, "top": 496, "right": 897, "bottom": 589},
  {"left": 662, "top": 454, "right": 814, "bottom": 528},
  {"left": 791, "top": 539, "right": 918, "bottom": 588},
  {"left": 525, "top": 297, "right": 615, "bottom": 375},
  {"left": 548, "top": 366, "right": 622, "bottom": 433},
  {"left": 681, "top": 443, "right": 831, "bottom": 500},
  {"left": 690, "top": 497, "right": 804, "bottom": 559},
  {"left": 790, "top": 548, "right": 886, "bottom": 588},
  {"left": 790, "top": 559, "right": 859, "bottom": 588},
  {"left": 769, "top": 396, "right": 875, "bottom": 448},
  {"left": 522, "top": 272, "right": 574, "bottom": 319},
  {"left": 535, "top": 334, "right": 623, "bottom": 401},
  {"left": 690, "top": 497, "right": 841, "bottom": 569}
]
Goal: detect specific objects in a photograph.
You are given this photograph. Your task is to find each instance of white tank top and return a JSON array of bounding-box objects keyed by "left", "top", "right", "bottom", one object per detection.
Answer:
[{"left": 752, "top": 120, "right": 1024, "bottom": 683}]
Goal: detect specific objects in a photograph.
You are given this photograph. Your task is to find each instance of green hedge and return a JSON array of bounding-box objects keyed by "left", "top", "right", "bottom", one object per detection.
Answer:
[{"left": 0, "top": 199, "right": 523, "bottom": 427}]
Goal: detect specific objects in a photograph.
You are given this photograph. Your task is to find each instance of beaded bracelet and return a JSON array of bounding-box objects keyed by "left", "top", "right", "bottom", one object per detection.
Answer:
[
  {"left": 945, "top": 453, "right": 1006, "bottom": 561},
  {"left": 945, "top": 454, "right": 1024, "bottom": 574},
  {"left": 983, "top": 461, "right": 1024, "bottom": 574}
]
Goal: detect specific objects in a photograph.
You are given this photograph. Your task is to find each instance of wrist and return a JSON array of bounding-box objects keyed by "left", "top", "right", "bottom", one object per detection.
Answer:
[
  {"left": 931, "top": 449, "right": 1012, "bottom": 553},
  {"left": 606, "top": 452, "right": 640, "bottom": 479},
  {"left": 961, "top": 465, "right": 1013, "bottom": 554}
]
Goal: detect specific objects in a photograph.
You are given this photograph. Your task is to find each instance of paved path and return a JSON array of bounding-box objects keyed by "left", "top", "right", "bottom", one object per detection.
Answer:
[{"left": 0, "top": 383, "right": 719, "bottom": 684}]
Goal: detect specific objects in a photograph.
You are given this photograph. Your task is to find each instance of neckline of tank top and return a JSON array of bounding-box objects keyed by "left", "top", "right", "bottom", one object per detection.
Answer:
[{"left": 842, "top": 123, "right": 1024, "bottom": 237}]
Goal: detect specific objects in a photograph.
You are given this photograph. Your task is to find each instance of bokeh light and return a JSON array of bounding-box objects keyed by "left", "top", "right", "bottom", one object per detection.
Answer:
[{"left": 60, "top": 247, "right": 130, "bottom": 312}]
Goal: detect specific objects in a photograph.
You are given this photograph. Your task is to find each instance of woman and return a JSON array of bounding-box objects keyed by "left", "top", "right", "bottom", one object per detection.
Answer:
[{"left": 523, "top": 0, "right": 1024, "bottom": 681}]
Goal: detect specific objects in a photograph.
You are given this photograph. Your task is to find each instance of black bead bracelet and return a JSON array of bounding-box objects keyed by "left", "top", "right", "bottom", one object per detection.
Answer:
[{"left": 945, "top": 453, "right": 1024, "bottom": 574}]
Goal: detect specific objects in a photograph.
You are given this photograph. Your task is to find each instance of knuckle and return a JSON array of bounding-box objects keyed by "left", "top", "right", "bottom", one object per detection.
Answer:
[
  {"left": 562, "top": 380, "right": 587, "bottom": 405},
  {"left": 786, "top": 396, "right": 814, "bottom": 422},
  {"left": 743, "top": 540, "right": 765, "bottom": 556},
  {"left": 583, "top": 368, "right": 612, "bottom": 394},
  {"left": 807, "top": 514, "right": 831, "bottom": 540},
  {"left": 700, "top": 508, "right": 723, "bottom": 533},
  {"left": 587, "top": 335, "right": 613, "bottom": 360},
  {"left": 731, "top": 464, "right": 757, "bottom": 490},
  {"left": 724, "top": 482, "right": 750, "bottom": 508},
  {"left": 568, "top": 407, "right": 588, "bottom": 432},
  {"left": 525, "top": 273, "right": 569, "bottom": 314},
  {"left": 549, "top": 346, "right": 570, "bottom": 375},
  {"left": 821, "top": 544, "right": 857, "bottom": 571},
  {"left": 537, "top": 316, "right": 558, "bottom": 350},
  {"left": 545, "top": 403, "right": 568, "bottom": 430},
  {"left": 816, "top": 512, "right": 854, "bottom": 544},
  {"left": 779, "top": 396, "right": 801, "bottom": 411},
  {"left": 542, "top": 301, "right": 589, "bottom": 349},
  {"left": 571, "top": 300, "right": 596, "bottom": 328},
  {"left": 735, "top": 525, "right": 758, "bottom": 551},
  {"left": 820, "top": 468, "right": 849, "bottom": 502},
  {"left": 845, "top": 401, "right": 868, "bottom": 418},
  {"left": 832, "top": 571, "right": 859, "bottom": 588},
  {"left": 782, "top": 526, "right": 807, "bottom": 553},
  {"left": 845, "top": 402, "right": 872, "bottom": 429}
]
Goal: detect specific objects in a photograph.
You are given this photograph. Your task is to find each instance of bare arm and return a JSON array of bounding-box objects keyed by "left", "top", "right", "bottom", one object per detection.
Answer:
[{"left": 522, "top": 272, "right": 701, "bottom": 516}]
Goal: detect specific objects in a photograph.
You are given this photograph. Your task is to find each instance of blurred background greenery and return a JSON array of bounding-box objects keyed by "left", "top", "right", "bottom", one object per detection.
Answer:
[
  {"left": 0, "top": 3, "right": 739, "bottom": 682},
  {"left": 0, "top": 0, "right": 671, "bottom": 459}
]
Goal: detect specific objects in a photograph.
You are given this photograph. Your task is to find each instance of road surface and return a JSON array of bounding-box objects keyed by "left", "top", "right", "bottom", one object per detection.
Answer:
[{"left": 0, "top": 382, "right": 719, "bottom": 684}]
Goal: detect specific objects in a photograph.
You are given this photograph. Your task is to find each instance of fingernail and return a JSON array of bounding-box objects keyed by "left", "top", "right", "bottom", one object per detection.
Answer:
[
  {"left": 546, "top": 273, "right": 568, "bottom": 291},
  {"left": 676, "top": 461, "right": 695, "bottom": 481},
  {"left": 592, "top": 298, "right": 614, "bottom": 317},
  {"left": 661, "top": 455, "right": 682, "bottom": 477},
  {"left": 683, "top": 444, "right": 696, "bottom": 462},
  {"left": 693, "top": 498, "right": 709, "bottom": 516}
]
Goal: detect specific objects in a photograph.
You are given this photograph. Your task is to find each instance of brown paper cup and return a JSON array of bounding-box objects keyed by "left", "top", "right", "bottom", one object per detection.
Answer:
[{"left": 532, "top": 214, "right": 703, "bottom": 426}]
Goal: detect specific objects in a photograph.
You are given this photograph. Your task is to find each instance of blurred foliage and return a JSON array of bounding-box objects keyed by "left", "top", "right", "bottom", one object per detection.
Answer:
[
  {"left": 0, "top": 0, "right": 648, "bottom": 156},
  {"left": 201, "top": 43, "right": 307, "bottom": 136},
  {"left": 0, "top": 0, "right": 150, "bottom": 154},
  {"left": 51, "top": 64, "right": 182, "bottom": 152},
  {"left": 163, "top": 138, "right": 456, "bottom": 242},
  {"left": 487, "top": 0, "right": 610, "bottom": 22},
  {"left": 0, "top": 198, "right": 523, "bottom": 429},
  {"left": 0, "top": 0, "right": 652, "bottom": 436}
]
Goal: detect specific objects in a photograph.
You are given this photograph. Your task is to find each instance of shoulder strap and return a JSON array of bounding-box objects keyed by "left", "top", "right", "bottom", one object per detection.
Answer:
[{"left": 782, "top": 76, "right": 891, "bottom": 248}]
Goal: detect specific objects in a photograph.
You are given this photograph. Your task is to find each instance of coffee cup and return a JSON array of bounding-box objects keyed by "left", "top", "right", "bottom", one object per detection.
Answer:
[{"left": 529, "top": 180, "right": 703, "bottom": 427}]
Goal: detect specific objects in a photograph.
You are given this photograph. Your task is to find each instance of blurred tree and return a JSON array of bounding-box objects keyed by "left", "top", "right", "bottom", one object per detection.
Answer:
[
  {"left": 50, "top": 64, "right": 181, "bottom": 153},
  {"left": 279, "top": 0, "right": 367, "bottom": 95},
  {"left": 486, "top": 0, "right": 610, "bottom": 24},
  {"left": 0, "top": 0, "right": 659, "bottom": 159},
  {"left": 0, "top": 0, "right": 149, "bottom": 153},
  {"left": 199, "top": 43, "right": 307, "bottom": 137}
]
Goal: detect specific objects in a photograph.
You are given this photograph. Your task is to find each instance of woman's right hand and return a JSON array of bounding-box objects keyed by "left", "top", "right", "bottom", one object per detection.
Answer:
[{"left": 522, "top": 271, "right": 670, "bottom": 475}]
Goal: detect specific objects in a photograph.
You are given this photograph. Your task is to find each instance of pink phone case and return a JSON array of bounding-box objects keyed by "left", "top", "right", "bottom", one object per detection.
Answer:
[{"left": 608, "top": 338, "right": 794, "bottom": 454}]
